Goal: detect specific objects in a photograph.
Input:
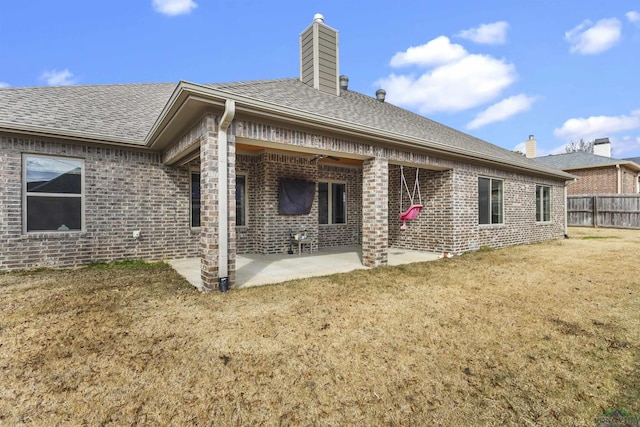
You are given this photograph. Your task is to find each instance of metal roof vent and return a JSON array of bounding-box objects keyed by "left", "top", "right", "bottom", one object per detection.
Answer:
[
  {"left": 339, "top": 75, "right": 349, "bottom": 91},
  {"left": 376, "top": 89, "right": 386, "bottom": 102},
  {"left": 313, "top": 13, "right": 324, "bottom": 24}
]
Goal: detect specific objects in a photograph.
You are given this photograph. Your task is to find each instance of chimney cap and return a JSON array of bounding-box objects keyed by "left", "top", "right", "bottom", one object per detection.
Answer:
[
  {"left": 376, "top": 89, "right": 386, "bottom": 102},
  {"left": 594, "top": 137, "right": 610, "bottom": 145},
  {"left": 313, "top": 13, "right": 324, "bottom": 24},
  {"left": 528, "top": 134, "right": 535, "bottom": 140}
]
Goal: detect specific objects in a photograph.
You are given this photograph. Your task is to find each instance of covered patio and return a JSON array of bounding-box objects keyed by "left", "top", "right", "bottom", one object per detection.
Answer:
[{"left": 170, "top": 246, "right": 440, "bottom": 290}]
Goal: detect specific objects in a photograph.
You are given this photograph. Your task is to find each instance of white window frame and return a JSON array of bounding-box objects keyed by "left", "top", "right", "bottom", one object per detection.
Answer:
[
  {"left": 318, "top": 180, "right": 347, "bottom": 225},
  {"left": 22, "top": 154, "right": 85, "bottom": 234},
  {"left": 536, "top": 185, "right": 551, "bottom": 223},
  {"left": 478, "top": 177, "right": 504, "bottom": 225}
]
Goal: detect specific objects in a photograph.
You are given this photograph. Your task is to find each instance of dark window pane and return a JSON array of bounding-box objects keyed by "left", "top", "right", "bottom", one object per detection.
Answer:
[
  {"left": 543, "top": 186, "right": 551, "bottom": 222},
  {"left": 478, "top": 178, "right": 490, "bottom": 224},
  {"left": 26, "top": 157, "right": 82, "bottom": 194},
  {"left": 236, "top": 175, "right": 246, "bottom": 226},
  {"left": 332, "top": 183, "right": 346, "bottom": 224},
  {"left": 536, "top": 185, "right": 542, "bottom": 221},
  {"left": 318, "top": 182, "right": 328, "bottom": 224},
  {"left": 191, "top": 173, "right": 200, "bottom": 227},
  {"left": 27, "top": 196, "right": 81, "bottom": 231}
]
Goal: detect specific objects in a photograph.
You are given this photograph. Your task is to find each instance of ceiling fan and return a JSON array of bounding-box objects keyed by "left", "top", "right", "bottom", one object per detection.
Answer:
[{"left": 310, "top": 154, "right": 341, "bottom": 163}]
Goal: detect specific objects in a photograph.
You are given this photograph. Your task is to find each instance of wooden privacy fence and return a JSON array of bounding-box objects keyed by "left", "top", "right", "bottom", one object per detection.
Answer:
[{"left": 567, "top": 195, "right": 640, "bottom": 229}]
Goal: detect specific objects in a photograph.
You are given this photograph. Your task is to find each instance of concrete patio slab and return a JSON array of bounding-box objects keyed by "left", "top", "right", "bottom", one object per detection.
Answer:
[{"left": 168, "top": 245, "right": 440, "bottom": 290}]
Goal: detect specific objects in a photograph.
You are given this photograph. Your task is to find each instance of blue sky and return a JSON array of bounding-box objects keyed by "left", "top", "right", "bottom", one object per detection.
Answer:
[{"left": 2, "top": 0, "right": 640, "bottom": 158}]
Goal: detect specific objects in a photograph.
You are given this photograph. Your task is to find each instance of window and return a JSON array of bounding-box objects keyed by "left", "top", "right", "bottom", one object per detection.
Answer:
[
  {"left": 478, "top": 177, "right": 503, "bottom": 225},
  {"left": 536, "top": 185, "right": 551, "bottom": 222},
  {"left": 190, "top": 173, "right": 247, "bottom": 227},
  {"left": 191, "top": 172, "right": 201, "bottom": 228},
  {"left": 318, "top": 182, "right": 346, "bottom": 224},
  {"left": 23, "top": 155, "right": 84, "bottom": 232},
  {"left": 236, "top": 175, "right": 247, "bottom": 226}
]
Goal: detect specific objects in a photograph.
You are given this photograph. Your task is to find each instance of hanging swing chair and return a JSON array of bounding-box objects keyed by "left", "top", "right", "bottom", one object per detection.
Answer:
[{"left": 399, "top": 166, "right": 423, "bottom": 230}]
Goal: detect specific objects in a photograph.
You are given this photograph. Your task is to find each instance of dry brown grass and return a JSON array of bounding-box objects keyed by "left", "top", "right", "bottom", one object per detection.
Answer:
[{"left": 1, "top": 227, "right": 639, "bottom": 426}]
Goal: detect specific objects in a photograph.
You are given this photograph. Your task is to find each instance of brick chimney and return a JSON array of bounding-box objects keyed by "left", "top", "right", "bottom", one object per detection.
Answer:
[
  {"left": 300, "top": 14, "right": 340, "bottom": 96},
  {"left": 525, "top": 134, "right": 537, "bottom": 158},
  {"left": 593, "top": 137, "right": 611, "bottom": 157}
]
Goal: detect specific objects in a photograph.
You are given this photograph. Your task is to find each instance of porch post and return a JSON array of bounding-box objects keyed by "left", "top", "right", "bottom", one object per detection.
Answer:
[
  {"left": 200, "top": 115, "right": 219, "bottom": 289},
  {"left": 362, "top": 155, "right": 388, "bottom": 267}
]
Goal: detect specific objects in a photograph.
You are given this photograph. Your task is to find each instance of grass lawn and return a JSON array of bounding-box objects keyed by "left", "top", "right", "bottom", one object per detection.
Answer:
[{"left": 1, "top": 227, "right": 639, "bottom": 426}]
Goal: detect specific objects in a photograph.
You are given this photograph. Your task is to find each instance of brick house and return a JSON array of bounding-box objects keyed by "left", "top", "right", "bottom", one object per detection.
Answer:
[
  {"left": 0, "top": 15, "right": 573, "bottom": 289},
  {"left": 535, "top": 139, "right": 640, "bottom": 195}
]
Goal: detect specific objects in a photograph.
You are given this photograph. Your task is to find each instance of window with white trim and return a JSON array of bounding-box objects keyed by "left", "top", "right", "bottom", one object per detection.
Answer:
[
  {"left": 318, "top": 181, "right": 346, "bottom": 224},
  {"left": 536, "top": 185, "right": 551, "bottom": 222},
  {"left": 478, "top": 177, "right": 503, "bottom": 225},
  {"left": 23, "top": 155, "right": 84, "bottom": 232}
]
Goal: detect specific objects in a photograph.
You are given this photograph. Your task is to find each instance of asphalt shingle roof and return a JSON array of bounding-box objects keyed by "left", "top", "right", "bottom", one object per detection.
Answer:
[
  {"left": 624, "top": 157, "right": 640, "bottom": 164},
  {"left": 0, "top": 83, "right": 176, "bottom": 142},
  {"left": 0, "top": 78, "right": 570, "bottom": 178},
  {"left": 535, "top": 152, "right": 628, "bottom": 170}
]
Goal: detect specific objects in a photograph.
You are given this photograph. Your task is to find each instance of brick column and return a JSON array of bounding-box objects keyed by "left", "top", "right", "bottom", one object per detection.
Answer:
[
  {"left": 362, "top": 156, "right": 388, "bottom": 267},
  {"left": 200, "top": 115, "right": 219, "bottom": 289}
]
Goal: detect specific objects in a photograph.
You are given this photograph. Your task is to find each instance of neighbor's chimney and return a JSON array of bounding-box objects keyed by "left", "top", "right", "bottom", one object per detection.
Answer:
[
  {"left": 300, "top": 14, "right": 340, "bottom": 96},
  {"left": 593, "top": 137, "right": 611, "bottom": 157},
  {"left": 376, "top": 89, "right": 386, "bottom": 102},
  {"left": 525, "top": 134, "right": 537, "bottom": 158}
]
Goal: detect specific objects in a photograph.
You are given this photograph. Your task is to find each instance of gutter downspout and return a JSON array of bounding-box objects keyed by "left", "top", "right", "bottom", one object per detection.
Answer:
[
  {"left": 218, "top": 100, "right": 236, "bottom": 286},
  {"left": 616, "top": 164, "right": 622, "bottom": 194}
]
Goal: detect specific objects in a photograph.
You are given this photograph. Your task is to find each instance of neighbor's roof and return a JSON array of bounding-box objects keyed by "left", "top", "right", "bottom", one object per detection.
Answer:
[
  {"left": 0, "top": 78, "right": 572, "bottom": 179},
  {"left": 624, "top": 156, "right": 640, "bottom": 164},
  {"left": 535, "top": 152, "right": 640, "bottom": 172}
]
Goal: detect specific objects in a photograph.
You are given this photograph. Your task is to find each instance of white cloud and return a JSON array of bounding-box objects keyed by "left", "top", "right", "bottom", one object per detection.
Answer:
[
  {"left": 466, "top": 94, "right": 537, "bottom": 129},
  {"left": 390, "top": 36, "right": 467, "bottom": 67},
  {"left": 627, "top": 11, "right": 640, "bottom": 25},
  {"left": 565, "top": 18, "right": 621, "bottom": 54},
  {"left": 40, "top": 69, "right": 76, "bottom": 86},
  {"left": 379, "top": 37, "right": 517, "bottom": 114},
  {"left": 0, "top": 82, "right": 10, "bottom": 88},
  {"left": 612, "top": 136, "right": 640, "bottom": 157},
  {"left": 457, "top": 21, "right": 509, "bottom": 45},
  {"left": 152, "top": 0, "right": 197, "bottom": 16},
  {"left": 553, "top": 110, "right": 640, "bottom": 141}
]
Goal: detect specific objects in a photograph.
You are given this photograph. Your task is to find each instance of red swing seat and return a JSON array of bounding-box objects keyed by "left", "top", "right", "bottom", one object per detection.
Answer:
[{"left": 399, "top": 204, "right": 423, "bottom": 230}]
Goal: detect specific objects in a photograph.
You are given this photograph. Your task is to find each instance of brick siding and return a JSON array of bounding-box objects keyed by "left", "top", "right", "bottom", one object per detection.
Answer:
[
  {"left": 1, "top": 114, "right": 568, "bottom": 277},
  {"left": 234, "top": 152, "right": 362, "bottom": 255},
  {"left": 568, "top": 166, "right": 639, "bottom": 195},
  {"left": 0, "top": 134, "right": 199, "bottom": 271}
]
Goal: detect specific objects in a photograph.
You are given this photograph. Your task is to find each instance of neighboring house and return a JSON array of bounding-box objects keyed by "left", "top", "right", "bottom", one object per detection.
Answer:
[
  {"left": 0, "top": 14, "right": 573, "bottom": 289},
  {"left": 534, "top": 139, "right": 640, "bottom": 195}
]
